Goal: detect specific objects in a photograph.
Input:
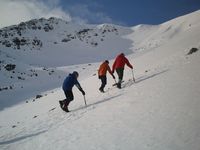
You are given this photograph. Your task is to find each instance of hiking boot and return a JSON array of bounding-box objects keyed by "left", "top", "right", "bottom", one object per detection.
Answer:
[
  {"left": 117, "top": 83, "right": 121, "bottom": 89},
  {"left": 63, "top": 105, "right": 70, "bottom": 112},
  {"left": 59, "top": 100, "right": 64, "bottom": 108},
  {"left": 59, "top": 100, "right": 68, "bottom": 112},
  {"left": 99, "top": 88, "right": 105, "bottom": 93}
]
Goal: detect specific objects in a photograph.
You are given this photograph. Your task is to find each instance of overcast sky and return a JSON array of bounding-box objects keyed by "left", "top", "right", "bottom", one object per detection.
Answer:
[{"left": 0, "top": 0, "right": 200, "bottom": 28}]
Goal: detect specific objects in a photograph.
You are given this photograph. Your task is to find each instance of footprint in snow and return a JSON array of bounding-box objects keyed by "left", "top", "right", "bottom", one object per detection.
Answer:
[
  {"left": 33, "top": 115, "right": 38, "bottom": 119},
  {"left": 49, "top": 107, "right": 56, "bottom": 112}
]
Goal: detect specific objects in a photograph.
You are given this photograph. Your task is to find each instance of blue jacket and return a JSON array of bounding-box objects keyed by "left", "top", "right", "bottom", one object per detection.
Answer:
[{"left": 62, "top": 73, "right": 81, "bottom": 91}]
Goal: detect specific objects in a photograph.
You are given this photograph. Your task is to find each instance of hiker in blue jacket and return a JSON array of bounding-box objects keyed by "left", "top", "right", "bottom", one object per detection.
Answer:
[{"left": 59, "top": 71, "right": 85, "bottom": 112}]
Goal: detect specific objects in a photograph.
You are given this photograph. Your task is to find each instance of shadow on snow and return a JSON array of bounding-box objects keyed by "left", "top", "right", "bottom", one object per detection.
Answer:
[
  {"left": 135, "top": 69, "right": 169, "bottom": 84},
  {"left": 122, "top": 69, "right": 169, "bottom": 88},
  {"left": 0, "top": 130, "right": 47, "bottom": 145},
  {"left": 71, "top": 94, "right": 122, "bottom": 112}
]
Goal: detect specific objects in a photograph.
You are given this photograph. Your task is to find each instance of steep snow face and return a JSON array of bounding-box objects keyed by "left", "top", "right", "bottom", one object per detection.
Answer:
[
  {"left": 129, "top": 10, "right": 200, "bottom": 53},
  {"left": 0, "top": 10, "right": 200, "bottom": 150}
]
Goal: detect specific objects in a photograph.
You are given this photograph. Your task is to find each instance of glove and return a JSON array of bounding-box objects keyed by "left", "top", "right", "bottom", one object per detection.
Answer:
[
  {"left": 112, "top": 75, "right": 115, "bottom": 79},
  {"left": 80, "top": 89, "right": 85, "bottom": 95}
]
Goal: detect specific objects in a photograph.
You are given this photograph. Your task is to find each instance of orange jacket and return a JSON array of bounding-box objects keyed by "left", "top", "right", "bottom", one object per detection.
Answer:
[{"left": 98, "top": 61, "right": 113, "bottom": 76}]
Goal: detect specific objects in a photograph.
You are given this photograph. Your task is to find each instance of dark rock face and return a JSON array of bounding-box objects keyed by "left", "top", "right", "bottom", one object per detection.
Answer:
[
  {"left": 36, "top": 95, "right": 43, "bottom": 99},
  {"left": 187, "top": 48, "right": 199, "bottom": 55},
  {"left": 4, "top": 64, "right": 16, "bottom": 71}
]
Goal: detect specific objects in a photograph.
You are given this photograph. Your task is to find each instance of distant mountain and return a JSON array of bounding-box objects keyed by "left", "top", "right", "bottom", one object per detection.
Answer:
[
  {"left": 0, "top": 17, "right": 132, "bottom": 66},
  {"left": 0, "top": 17, "right": 120, "bottom": 50}
]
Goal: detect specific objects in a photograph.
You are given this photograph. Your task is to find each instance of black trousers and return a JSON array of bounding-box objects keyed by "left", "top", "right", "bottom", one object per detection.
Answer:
[
  {"left": 63, "top": 90, "right": 74, "bottom": 106},
  {"left": 116, "top": 68, "right": 124, "bottom": 81},
  {"left": 116, "top": 68, "right": 124, "bottom": 88},
  {"left": 99, "top": 75, "right": 107, "bottom": 90}
]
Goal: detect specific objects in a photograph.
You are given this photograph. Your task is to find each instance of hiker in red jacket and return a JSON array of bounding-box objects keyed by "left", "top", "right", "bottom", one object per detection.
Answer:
[{"left": 112, "top": 53, "right": 133, "bottom": 88}]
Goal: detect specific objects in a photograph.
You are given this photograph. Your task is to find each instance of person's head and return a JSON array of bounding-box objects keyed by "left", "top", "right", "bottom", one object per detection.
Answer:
[
  {"left": 105, "top": 60, "right": 109, "bottom": 64},
  {"left": 72, "top": 71, "right": 79, "bottom": 79},
  {"left": 120, "top": 53, "right": 125, "bottom": 56}
]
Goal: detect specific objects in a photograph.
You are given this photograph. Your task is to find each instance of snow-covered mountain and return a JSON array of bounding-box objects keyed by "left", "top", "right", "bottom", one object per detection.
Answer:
[
  {"left": 0, "top": 17, "right": 132, "bottom": 66},
  {"left": 0, "top": 10, "right": 200, "bottom": 150}
]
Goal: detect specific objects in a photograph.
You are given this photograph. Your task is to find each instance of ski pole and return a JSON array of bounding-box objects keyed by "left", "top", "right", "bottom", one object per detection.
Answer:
[
  {"left": 131, "top": 69, "right": 136, "bottom": 83},
  {"left": 83, "top": 95, "right": 87, "bottom": 106},
  {"left": 114, "top": 78, "right": 117, "bottom": 84}
]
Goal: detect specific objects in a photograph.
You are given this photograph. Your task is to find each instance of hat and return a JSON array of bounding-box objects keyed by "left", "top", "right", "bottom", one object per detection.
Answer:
[
  {"left": 105, "top": 60, "right": 109, "bottom": 63},
  {"left": 72, "top": 71, "right": 79, "bottom": 77}
]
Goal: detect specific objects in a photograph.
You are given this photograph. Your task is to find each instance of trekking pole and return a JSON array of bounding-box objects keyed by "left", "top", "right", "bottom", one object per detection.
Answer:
[
  {"left": 131, "top": 69, "right": 136, "bottom": 83},
  {"left": 114, "top": 78, "right": 117, "bottom": 84},
  {"left": 83, "top": 95, "right": 87, "bottom": 106}
]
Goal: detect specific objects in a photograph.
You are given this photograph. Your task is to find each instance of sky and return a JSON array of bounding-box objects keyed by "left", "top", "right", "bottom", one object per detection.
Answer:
[{"left": 0, "top": 0, "right": 200, "bottom": 28}]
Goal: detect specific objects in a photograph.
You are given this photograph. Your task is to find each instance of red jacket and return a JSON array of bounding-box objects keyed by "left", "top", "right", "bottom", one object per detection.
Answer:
[{"left": 112, "top": 53, "right": 133, "bottom": 72}]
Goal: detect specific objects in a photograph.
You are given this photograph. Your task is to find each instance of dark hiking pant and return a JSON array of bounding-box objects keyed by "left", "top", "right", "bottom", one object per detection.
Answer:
[
  {"left": 99, "top": 75, "right": 107, "bottom": 91},
  {"left": 62, "top": 90, "right": 74, "bottom": 106},
  {"left": 116, "top": 68, "right": 124, "bottom": 88}
]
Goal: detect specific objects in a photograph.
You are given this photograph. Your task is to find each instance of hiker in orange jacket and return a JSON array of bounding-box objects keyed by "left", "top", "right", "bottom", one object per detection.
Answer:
[
  {"left": 112, "top": 53, "right": 133, "bottom": 88},
  {"left": 98, "top": 60, "right": 115, "bottom": 93}
]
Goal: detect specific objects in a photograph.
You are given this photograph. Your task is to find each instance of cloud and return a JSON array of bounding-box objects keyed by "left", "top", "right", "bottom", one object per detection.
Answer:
[
  {"left": 66, "top": 3, "right": 114, "bottom": 24},
  {"left": 0, "top": 0, "right": 71, "bottom": 28},
  {"left": 66, "top": 2, "right": 126, "bottom": 26},
  {"left": 0, "top": 0, "right": 124, "bottom": 28}
]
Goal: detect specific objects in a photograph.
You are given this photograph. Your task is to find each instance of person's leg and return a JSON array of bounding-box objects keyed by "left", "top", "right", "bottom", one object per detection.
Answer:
[
  {"left": 116, "top": 68, "right": 124, "bottom": 88},
  {"left": 99, "top": 76, "right": 103, "bottom": 91},
  {"left": 59, "top": 99, "right": 65, "bottom": 107},
  {"left": 101, "top": 76, "right": 107, "bottom": 92},
  {"left": 99, "top": 76, "right": 107, "bottom": 92},
  {"left": 63, "top": 91, "right": 74, "bottom": 112}
]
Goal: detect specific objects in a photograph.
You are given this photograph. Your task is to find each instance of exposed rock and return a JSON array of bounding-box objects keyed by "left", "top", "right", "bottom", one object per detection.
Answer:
[
  {"left": 18, "top": 76, "right": 25, "bottom": 80},
  {"left": 33, "top": 115, "right": 38, "bottom": 118},
  {"left": 4, "top": 64, "right": 16, "bottom": 71},
  {"left": 13, "top": 37, "right": 21, "bottom": 49},
  {"left": 36, "top": 95, "right": 43, "bottom": 99},
  {"left": 62, "top": 38, "right": 71, "bottom": 42},
  {"left": 187, "top": 47, "right": 199, "bottom": 55}
]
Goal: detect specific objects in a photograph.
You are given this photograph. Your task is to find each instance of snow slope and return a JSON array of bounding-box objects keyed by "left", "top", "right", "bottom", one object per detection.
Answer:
[{"left": 0, "top": 10, "right": 200, "bottom": 150}]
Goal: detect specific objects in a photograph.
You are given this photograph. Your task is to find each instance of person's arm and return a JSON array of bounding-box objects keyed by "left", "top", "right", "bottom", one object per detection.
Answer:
[
  {"left": 112, "top": 59, "right": 117, "bottom": 73},
  {"left": 98, "top": 64, "right": 102, "bottom": 79},
  {"left": 108, "top": 65, "right": 115, "bottom": 79},
  {"left": 75, "top": 80, "right": 85, "bottom": 95},
  {"left": 125, "top": 57, "right": 133, "bottom": 69},
  {"left": 98, "top": 65, "right": 101, "bottom": 76}
]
